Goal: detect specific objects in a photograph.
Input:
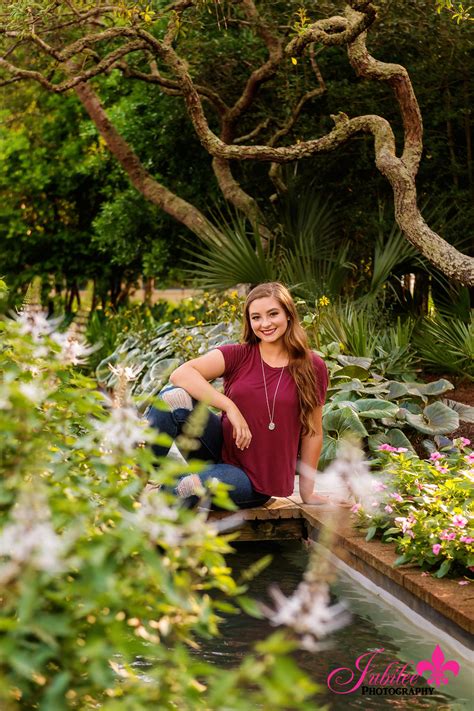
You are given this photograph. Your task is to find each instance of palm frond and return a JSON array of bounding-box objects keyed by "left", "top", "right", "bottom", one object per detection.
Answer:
[{"left": 183, "top": 208, "right": 279, "bottom": 290}]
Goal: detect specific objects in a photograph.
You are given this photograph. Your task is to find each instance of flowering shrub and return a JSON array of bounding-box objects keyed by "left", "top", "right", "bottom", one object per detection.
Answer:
[
  {"left": 353, "top": 440, "right": 474, "bottom": 578},
  {"left": 0, "top": 307, "right": 320, "bottom": 709}
]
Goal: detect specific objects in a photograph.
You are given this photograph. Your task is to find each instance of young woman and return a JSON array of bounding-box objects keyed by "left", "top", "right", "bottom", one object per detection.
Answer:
[{"left": 147, "top": 282, "right": 332, "bottom": 508}]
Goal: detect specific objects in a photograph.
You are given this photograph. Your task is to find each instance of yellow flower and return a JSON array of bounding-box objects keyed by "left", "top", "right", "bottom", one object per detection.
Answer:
[
  {"left": 197, "top": 320, "right": 204, "bottom": 326},
  {"left": 173, "top": 318, "right": 180, "bottom": 324},
  {"left": 230, "top": 290, "right": 238, "bottom": 298},
  {"left": 319, "top": 295, "right": 330, "bottom": 307},
  {"left": 230, "top": 305, "right": 237, "bottom": 312},
  {"left": 187, "top": 316, "right": 196, "bottom": 322},
  {"left": 221, "top": 301, "right": 229, "bottom": 307},
  {"left": 291, "top": 57, "right": 298, "bottom": 65},
  {"left": 185, "top": 335, "right": 193, "bottom": 342},
  {"left": 339, "top": 342, "right": 345, "bottom": 352}
]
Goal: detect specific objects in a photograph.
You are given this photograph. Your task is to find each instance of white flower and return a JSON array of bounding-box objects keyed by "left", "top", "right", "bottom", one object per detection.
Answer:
[
  {"left": 93, "top": 407, "right": 150, "bottom": 461},
  {"left": 108, "top": 363, "right": 143, "bottom": 382},
  {"left": 13, "top": 307, "right": 63, "bottom": 341},
  {"left": 51, "top": 332, "right": 98, "bottom": 366},
  {"left": 0, "top": 488, "right": 67, "bottom": 584},
  {"left": 19, "top": 381, "right": 46, "bottom": 403},
  {"left": 261, "top": 581, "right": 350, "bottom": 644}
]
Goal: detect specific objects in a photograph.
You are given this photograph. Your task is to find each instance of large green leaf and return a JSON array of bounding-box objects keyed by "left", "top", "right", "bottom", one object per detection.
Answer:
[
  {"left": 354, "top": 399, "right": 399, "bottom": 419},
  {"left": 442, "top": 399, "right": 474, "bottom": 424},
  {"left": 368, "top": 429, "right": 414, "bottom": 452},
  {"left": 337, "top": 355, "right": 373, "bottom": 370},
  {"left": 331, "top": 365, "right": 371, "bottom": 381},
  {"left": 387, "top": 379, "right": 454, "bottom": 403},
  {"left": 323, "top": 407, "right": 368, "bottom": 438},
  {"left": 403, "top": 401, "right": 460, "bottom": 435}
]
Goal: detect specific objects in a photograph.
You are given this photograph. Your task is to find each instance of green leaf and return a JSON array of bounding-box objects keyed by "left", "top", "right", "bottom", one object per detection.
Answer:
[
  {"left": 366, "top": 526, "right": 377, "bottom": 541},
  {"left": 354, "top": 399, "right": 399, "bottom": 420},
  {"left": 236, "top": 596, "right": 265, "bottom": 618},
  {"left": 404, "top": 401, "right": 460, "bottom": 435},
  {"left": 368, "top": 429, "right": 414, "bottom": 452},
  {"left": 442, "top": 399, "right": 474, "bottom": 424},
  {"left": 337, "top": 355, "right": 373, "bottom": 370},
  {"left": 394, "top": 554, "right": 412, "bottom": 567},
  {"left": 323, "top": 407, "right": 369, "bottom": 438},
  {"left": 435, "top": 560, "right": 452, "bottom": 578},
  {"left": 333, "top": 365, "right": 371, "bottom": 380}
]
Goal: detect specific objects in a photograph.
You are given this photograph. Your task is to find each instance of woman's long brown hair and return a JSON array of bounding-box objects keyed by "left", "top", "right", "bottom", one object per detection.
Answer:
[{"left": 241, "top": 282, "right": 321, "bottom": 436}]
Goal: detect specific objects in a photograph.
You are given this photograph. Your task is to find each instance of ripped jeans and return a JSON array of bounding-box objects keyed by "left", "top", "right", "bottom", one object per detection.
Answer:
[{"left": 146, "top": 385, "right": 271, "bottom": 509}]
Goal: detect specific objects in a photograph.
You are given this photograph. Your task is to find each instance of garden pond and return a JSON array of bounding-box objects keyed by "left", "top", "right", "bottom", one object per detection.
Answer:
[{"left": 176, "top": 541, "right": 473, "bottom": 710}]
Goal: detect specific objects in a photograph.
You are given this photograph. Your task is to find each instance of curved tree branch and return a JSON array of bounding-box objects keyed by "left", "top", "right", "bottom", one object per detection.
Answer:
[{"left": 72, "top": 76, "right": 219, "bottom": 243}]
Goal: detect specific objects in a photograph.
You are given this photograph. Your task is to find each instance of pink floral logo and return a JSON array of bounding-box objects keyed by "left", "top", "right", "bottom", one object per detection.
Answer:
[{"left": 416, "top": 645, "right": 460, "bottom": 687}]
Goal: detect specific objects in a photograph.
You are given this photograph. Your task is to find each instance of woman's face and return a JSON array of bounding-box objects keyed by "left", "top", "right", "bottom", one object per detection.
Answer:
[{"left": 248, "top": 296, "right": 289, "bottom": 344}]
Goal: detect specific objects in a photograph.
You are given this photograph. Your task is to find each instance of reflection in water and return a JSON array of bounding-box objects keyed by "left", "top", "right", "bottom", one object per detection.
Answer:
[{"left": 194, "top": 541, "right": 472, "bottom": 710}]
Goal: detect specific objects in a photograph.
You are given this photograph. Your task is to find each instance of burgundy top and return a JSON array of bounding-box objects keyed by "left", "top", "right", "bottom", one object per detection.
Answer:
[{"left": 216, "top": 343, "right": 329, "bottom": 497}]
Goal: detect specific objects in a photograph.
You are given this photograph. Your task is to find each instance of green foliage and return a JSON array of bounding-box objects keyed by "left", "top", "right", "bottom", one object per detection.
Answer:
[
  {"left": 414, "top": 312, "right": 474, "bottom": 379},
  {"left": 319, "top": 353, "right": 460, "bottom": 468},
  {"left": 435, "top": 1, "right": 473, "bottom": 22},
  {"left": 0, "top": 309, "right": 320, "bottom": 709},
  {"left": 354, "top": 441, "right": 474, "bottom": 577}
]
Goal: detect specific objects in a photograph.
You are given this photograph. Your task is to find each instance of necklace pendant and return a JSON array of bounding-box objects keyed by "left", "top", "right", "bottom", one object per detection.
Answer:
[{"left": 268, "top": 422, "right": 276, "bottom": 431}]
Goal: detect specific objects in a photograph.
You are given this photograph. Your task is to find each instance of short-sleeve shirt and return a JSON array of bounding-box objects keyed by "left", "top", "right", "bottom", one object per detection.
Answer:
[{"left": 216, "top": 343, "right": 328, "bottom": 497}]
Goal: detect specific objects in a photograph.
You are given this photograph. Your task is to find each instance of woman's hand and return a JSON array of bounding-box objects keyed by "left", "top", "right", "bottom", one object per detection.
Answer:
[{"left": 226, "top": 405, "right": 252, "bottom": 450}]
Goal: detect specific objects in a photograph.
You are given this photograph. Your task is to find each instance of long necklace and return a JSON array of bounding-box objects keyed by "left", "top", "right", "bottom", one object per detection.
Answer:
[{"left": 260, "top": 352, "right": 285, "bottom": 431}]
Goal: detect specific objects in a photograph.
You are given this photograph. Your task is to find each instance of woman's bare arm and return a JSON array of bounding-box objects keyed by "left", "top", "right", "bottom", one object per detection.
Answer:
[
  {"left": 169, "top": 349, "right": 252, "bottom": 449},
  {"left": 299, "top": 406, "right": 326, "bottom": 504}
]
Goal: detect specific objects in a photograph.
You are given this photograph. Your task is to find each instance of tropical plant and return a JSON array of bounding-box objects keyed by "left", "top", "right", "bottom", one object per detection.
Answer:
[
  {"left": 353, "top": 439, "right": 474, "bottom": 578},
  {"left": 414, "top": 311, "right": 474, "bottom": 379}
]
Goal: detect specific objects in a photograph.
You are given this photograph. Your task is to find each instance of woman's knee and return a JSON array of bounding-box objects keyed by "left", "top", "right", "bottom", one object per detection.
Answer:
[{"left": 159, "top": 385, "right": 193, "bottom": 412}]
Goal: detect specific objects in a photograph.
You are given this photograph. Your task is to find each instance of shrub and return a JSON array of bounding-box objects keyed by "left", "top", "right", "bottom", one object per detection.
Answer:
[
  {"left": 0, "top": 308, "right": 318, "bottom": 709},
  {"left": 353, "top": 441, "right": 474, "bottom": 578}
]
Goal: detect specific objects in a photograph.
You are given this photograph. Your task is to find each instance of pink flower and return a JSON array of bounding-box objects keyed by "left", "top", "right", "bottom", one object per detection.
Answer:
[
  {"left": 430, "top": 452, "right": 443, "bottom": 461},
  {"left": 421, "top": 572, "right": 430, "bottom": 577},
  {"left": 452, "top": 515, "right": 468, "bottom": 528},
  {"left": 391, "top": 493, "right": 403, "bottom": 502},
  {"left": 378, "top": 444, "right": 397, "bottom": 452},
  {"left": 406, "top": 530, "right": 415, "bottom": 538},
  {"left": 373, "top": 480, "right": 388, "bottom": 492},
  {"left": 434, "top": 463, "right": 448, "bottom": 474},
  {"left": 465, "top": 454, "right": 474, "bottom": 464},
  {"left": 460, "top": 536, "right": 474, "bottom": 544},
  {"left": 371, "top": 501, "right": 379, "bottom": 507},
  {"left": 459, "top": 437, "right": 471, "bottom": 446},
  {"left": 395, "top": 516, "right": 413, "bottom": 533},
  {"left": 394, "top": 447, "right": 408, "bottom": 453},
  {"left": 432, "top": 544, "right": 441, "bottom": 555},
  {"left": 350, "top": 503, "right": 362, "bottom": 513},
  {"left": 439, "top": 530, "right": 456, "bottom": 541},
  {"left": 384, "top": 505, "right": 393, "bottom": 514},
  {"left": 458, "top": 580, "right": 469, "bottom": 586}
]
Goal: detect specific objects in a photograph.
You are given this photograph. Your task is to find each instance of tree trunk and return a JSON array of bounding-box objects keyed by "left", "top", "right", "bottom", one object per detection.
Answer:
[{"left": 72, "top": 80, "right": 221, "bottom": 243}]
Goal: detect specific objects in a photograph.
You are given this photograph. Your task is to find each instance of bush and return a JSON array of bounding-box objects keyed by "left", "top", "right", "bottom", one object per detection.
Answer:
[
  {"left": 0, "top": 308, "right": 319, "bottom": 709},
  {"left": 353, "top": 441, "right": 474, "bottom": 578}
]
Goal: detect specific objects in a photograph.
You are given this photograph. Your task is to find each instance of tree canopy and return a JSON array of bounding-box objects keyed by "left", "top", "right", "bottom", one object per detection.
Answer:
[{"left": 0, "top": 1, "right": 473, "bottom": 286}]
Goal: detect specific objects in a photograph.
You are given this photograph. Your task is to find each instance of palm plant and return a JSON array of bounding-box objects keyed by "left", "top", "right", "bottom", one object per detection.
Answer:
[
  {"left": 414, "top": 312, "right": 474, "bottom": 379},
  {"left": 186, "top": 189, "right": 352, "bottom": 299},
  {"left": 184, "top": 208, "right": 280, "bottom": 289}
]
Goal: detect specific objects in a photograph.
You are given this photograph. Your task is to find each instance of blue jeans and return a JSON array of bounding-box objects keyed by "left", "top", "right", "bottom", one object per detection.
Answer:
[{"left": 146, "top": 387, "right": 270, "bottom": 509}]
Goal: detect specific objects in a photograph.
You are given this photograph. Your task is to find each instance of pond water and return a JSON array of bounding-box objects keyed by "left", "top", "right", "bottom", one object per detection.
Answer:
[{"left": 195, "top": 541, "right": 473, "bottom": 710}]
